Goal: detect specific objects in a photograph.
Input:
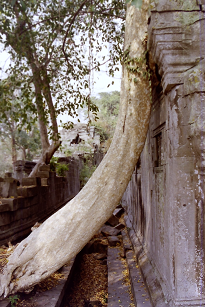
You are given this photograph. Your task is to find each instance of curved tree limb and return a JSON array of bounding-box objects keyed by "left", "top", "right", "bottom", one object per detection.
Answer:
[{"left": 0, "top": 1, "right": 150, "bottom": 297}]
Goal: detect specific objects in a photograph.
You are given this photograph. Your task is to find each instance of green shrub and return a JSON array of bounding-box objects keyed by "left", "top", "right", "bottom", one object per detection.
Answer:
[
  {"left": 50, "top": 157, "right": 58, "bottom": 172},
  {"left": 50, "top": 157, "right": 69, "bottom": 176},
  {"left": 8, "top": 295, "right": 19, "bottom": 307},
  {"left": 56, "top": 163, "right": 69, "bottom": 176}
]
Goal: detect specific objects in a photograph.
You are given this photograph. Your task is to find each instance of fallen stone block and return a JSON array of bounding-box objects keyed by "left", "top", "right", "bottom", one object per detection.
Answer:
[
  {"left": 106, "top": 214, "right": 119, "bottom": 227},
  {"left": 113, "top": 207, "right": 124, "bottom": 218},
  {"left": 93, "top": 253, "right": 107, "bottom": 260},
  {"left": 84, "top": 238, "right": 108, "bottom": 254},
  {"left": 107, "top": 236, "right": 120, "bottom": 247},
  {"left": 101, "top": 225, "right": 121, "bottom": 237},
  {"left": 114, "top": 223, "right": 125, "bottom": 231}
]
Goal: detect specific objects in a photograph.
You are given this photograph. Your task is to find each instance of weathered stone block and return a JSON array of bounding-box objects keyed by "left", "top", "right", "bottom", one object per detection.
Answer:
[
  {"left": 0, "top": 211, "right": 12, "bottom": 226},
  {"left": 22, "top": 177, "right": 41, "bottom": 187},
  {"left": 39, "top": 164, "right": 50, "bottom": 171},
  {"left": 17, "top": 186, "right": 37, "bottom": 198},
  {"left": 106, "top": 214, "right": 119, "bottom": 227},
  {"left": 0, "top": 202, "right": 10, "bottom": 213},
  {"left": 1, "top": 198, "right": 19, "bottom": 211},
  {"left": 101, "top": 225, "right": 121, "bottom": 237},
  {"left": 41, "top": 178, "right": 48, "bottom": 186},
  {"left": 84, "top": 239, "right": 108, "bottom": 254},
  {"left": 114, "top": 223, "right": 125, "bottom": 231},
  {"left": 113, "top": 207, "right": 124, "bottom": 218},
  {"left": 0, "top": 178, "right": 18, "bottom": 198},
  {"left": 107, "top": 236, "right": 120, "bottom": 247},
  {"left": 36, "top": 171, "right": 50, "bottom": 178}
]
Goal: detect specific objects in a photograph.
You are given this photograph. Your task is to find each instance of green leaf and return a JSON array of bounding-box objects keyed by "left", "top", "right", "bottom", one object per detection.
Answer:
[
  {"left": 20, "top": 0, "right": 27, "bottom": 11},
  {"left": 11, "top": 0, "right": 17, "bottom": 7}
]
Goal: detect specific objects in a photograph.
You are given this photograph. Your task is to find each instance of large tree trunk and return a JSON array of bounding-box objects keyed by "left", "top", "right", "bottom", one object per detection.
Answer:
[{"left": 0, "top": 1, "right": 151, "bottom": 297}]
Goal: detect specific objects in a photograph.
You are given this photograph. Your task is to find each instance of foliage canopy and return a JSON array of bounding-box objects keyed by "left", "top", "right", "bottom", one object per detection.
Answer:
[{"left": 0, "top": 0, "right": 125, "bottom": 132}]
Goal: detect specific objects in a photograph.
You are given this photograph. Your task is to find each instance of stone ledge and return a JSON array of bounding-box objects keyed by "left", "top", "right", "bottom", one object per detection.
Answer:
[
  {"left": 107, "top": 246, "right": 132, "bottom": 306},
  {"left": 17, "top": 186, "right": 38, "bottom": 198},
  {"left": 0, "top": 258, "right": 75, "bottom": 307},
  {"left": 121, "top": 230, "right": 152, "bottom": 307},
  {"left": 123, "top": 215, "right": 166, "bottom": 307},
  {"left": 22, "top": 177, "right": 41, "bottom": 187}
]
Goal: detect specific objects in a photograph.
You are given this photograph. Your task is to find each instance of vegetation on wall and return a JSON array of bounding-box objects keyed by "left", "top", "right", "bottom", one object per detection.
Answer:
[{"left": 50, "top": 157, "right": 69, "bottom": 177}]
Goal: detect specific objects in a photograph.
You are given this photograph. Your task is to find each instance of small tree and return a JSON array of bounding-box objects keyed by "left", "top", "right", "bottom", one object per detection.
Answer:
[
  {"left": 91, "top": 91, "right": 120, "bottom": 148},
  {"left": 0, "top": 0, "right": 126, "bottom": 176},
  {"left": 0, "top": 77, "right": 39, "bottom": 165}
]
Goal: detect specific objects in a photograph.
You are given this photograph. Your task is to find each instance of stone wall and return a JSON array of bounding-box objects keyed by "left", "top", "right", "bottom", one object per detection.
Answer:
[
  {"left": 0, "top": 158, "right": 80, "bottom": 246},
  {"left": 122, "top": 1, "right": 205, "bottom": 306}
]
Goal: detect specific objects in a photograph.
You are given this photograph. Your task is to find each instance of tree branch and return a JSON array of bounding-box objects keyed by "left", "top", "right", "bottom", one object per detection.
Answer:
[{"left": 62, "top": 0, "right": 90, "bottom": 68}]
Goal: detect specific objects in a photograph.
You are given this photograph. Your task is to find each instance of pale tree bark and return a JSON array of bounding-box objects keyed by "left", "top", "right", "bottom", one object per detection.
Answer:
[{"left": 0, "top": 1, "right": 151, "bottom": 297}]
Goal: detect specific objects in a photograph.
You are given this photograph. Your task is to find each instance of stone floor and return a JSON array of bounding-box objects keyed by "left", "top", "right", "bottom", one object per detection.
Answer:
[
  {"left": 107, "top": 230, "right": 152, "bottom": 307},
  {"left": 107, "top": 246, "right": 133, "bottom": 307}
]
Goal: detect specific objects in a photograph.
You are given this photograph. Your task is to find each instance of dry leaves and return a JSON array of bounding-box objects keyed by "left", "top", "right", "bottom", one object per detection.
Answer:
[
  {"left": 0, "top": 242, "right": 17, "bottom": 273},
  {"left": 65, "top": 253, "right": 108, "bottom": 307}
]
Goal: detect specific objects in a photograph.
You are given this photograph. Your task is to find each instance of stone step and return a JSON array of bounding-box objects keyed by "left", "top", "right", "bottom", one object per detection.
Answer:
[
  {"left": 121, "top": 231, "right": 152, "bottom": 307},
  {"left": 107, "top": 246, "right": 133, "bottom": 307}
]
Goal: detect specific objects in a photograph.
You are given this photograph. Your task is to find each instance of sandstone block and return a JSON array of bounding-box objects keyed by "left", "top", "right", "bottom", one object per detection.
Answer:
[
  {"left": 93, "top": 253, "right": 107, "bottom": 260},
  {"left": 36, "top": 171, "right": 50, "bottom": 178},
  {"left": 107, "top": 236, "right": 120, "bottom": 247},
  {"left": 22, "top": 177, "right": 40, "bottom": 187},
  {"left": 39, "top": 164, "right": 50, "bottom": 171},
  {"left": 106, "top": 214, "right": 119, "bottom": 227},
  {"left": 0, "top": 178, "right": 18, "bottom": 198},
  {"left": 17, "top": 186, "right": 37, "bottom": 198},
  {"left": 101, "top": 225, "right": 121, "bottom": 237},
  {"left": 41, "top": 178, "right": 48, "bottom": 186},
  {"left": 85, "top": 239, "right": 108, "bottom": 254},
  {"left": 113, "top": 207, "right": 124, "bottom": 218},
  {"left": 114, "top": 223, "right": 125, "bottom": 231}
]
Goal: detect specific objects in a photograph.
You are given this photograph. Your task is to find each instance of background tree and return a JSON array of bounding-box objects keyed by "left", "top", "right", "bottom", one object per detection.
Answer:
[
  {"left": 15, "top": 126, "right": 41, "bottom": 161},
  {"left": 91, "top": 91, "right": 120, "bottom": 149},
  {"left": 0, "top": 77, "right": 39, "bottom": 165},
  {"left": 0, "top": 140, "right": 13, "bottom": 176},
  {"left": 0, "top": 0, "right": 125, "bottom": 176},
  {"left": 0, "top": 1, "right": 151, "bottom": 296}
]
